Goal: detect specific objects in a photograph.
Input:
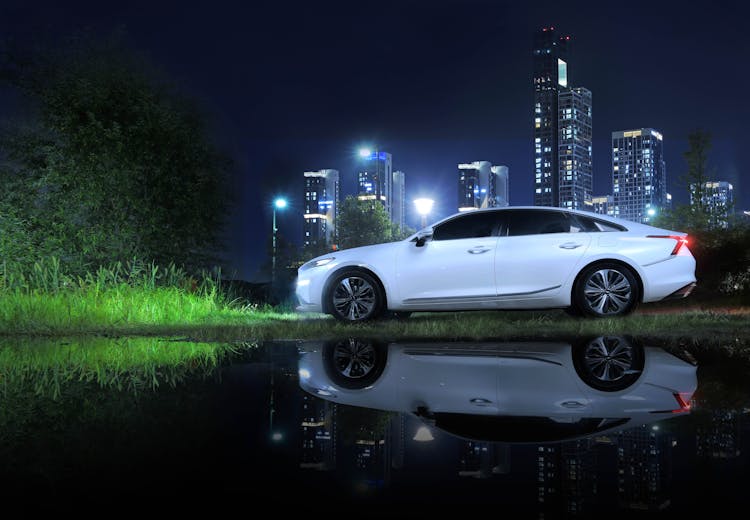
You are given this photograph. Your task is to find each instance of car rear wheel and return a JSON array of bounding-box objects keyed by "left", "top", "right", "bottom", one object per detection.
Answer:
[
  {"left": 327, "top": 269, "right": 384, "bottom": 322},
  {"left": 572, "top": 336, "right": 644, "bottom": 391},
  {"left": 574, "top": 263, "right": 638, "bottom": 318}
]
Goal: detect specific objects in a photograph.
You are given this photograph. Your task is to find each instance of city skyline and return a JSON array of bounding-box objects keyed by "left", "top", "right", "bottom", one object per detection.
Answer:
[{"left": 0, "top": 1, "right": 746, "bottom": 280}]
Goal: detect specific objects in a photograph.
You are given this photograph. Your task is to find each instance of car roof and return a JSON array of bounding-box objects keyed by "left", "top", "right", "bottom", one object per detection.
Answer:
[{"left": 425, "top": 206, "right": 633, "bottom": 229}]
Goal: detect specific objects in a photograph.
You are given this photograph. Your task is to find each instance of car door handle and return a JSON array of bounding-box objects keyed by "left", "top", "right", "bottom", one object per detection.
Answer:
[
  {"left": 559, "top": 242, "right": 583, "bottom": 249},
  {"left": 467, "top": 247, "right": 491, "bottom": 254}
]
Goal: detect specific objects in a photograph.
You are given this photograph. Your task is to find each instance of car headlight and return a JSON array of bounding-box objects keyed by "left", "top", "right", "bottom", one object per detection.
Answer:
[{"left": 300, "top": 257, "right": 335, "bottom": 271}]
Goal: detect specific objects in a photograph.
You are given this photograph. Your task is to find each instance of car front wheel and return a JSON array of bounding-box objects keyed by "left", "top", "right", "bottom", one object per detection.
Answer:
[
  {"left": 322, "top": 339, "right": 387, "bottom": 389},
  {"left": 327, "top": 269, "right": 385, "bottom": 322},
  {"left": 574, "top": 263, "right": 638, "bottom": 318}
]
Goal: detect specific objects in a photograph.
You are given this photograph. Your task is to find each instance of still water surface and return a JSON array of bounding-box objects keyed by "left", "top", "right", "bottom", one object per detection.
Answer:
[{"left": 1, "top": 336, "right": 748, "bottom": 516}]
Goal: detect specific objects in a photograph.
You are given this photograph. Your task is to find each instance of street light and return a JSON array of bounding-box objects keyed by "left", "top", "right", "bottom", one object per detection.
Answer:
[
  {"left": 413, "top": 426, "right": 435, "bottom": 442},
  {"left": 272, "top": 197, "right": 287, "bottom": 287},
  {"left": 413, "top": 198, "right": 435, "bottom": 228}
]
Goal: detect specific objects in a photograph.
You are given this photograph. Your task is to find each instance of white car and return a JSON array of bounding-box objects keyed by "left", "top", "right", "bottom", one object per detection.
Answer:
[
  {"left": 297, "top": 336, "right": 697, "bottom": 443},
  {"left": 296, "top": 207, "right": 696, "bottom": 321}
]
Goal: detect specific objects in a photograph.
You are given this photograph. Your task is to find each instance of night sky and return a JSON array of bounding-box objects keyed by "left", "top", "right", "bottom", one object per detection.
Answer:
[{"left": 1, "top": 1, "right": 747, "bottom": 280}]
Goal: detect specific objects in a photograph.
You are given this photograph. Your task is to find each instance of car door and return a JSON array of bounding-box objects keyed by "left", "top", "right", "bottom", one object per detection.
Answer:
[
  {"left": 495, "top": 210, "right": 591, "bottom": 297},
  {"left": 394, "top": 211, "right": 501, "bottom": 306}
]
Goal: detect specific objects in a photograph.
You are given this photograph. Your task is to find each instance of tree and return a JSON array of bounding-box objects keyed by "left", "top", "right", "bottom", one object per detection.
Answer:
[
  {"left": 336, "top": 196, "right": 393, "bottom": 250},
  {"left": 0, "top": 34, "right": 230, "bottom": 273},
  {"left": 391, "top": 221, "right": 416, "bottom": 241},
  {"left": 654, "top": 129, "right": 717, "bottom": 232}
]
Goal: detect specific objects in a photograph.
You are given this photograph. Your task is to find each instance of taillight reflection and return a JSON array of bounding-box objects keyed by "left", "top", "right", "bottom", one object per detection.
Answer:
[{"left": 672, "top": 392, "right": 693, "bottom": 413}]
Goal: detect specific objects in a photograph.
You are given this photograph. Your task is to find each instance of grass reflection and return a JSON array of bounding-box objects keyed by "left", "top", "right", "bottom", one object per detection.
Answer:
[{"left": 0, "top": 336, "right": 241, "bottom": 399}]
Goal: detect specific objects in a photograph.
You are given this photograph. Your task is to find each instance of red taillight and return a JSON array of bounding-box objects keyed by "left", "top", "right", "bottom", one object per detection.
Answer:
[
  {"left": 647, "top": 235, "right": 689, "bottom": 255},
  {"left": 672, "top": 392, "right": 692, "bottom": 413}
]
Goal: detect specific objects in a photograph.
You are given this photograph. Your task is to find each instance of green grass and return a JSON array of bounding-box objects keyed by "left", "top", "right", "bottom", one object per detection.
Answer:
[
  {"left": 0, "top": 256, "right": 295, "bottom": 335},
  {"left": 1, "top": 257, "right": 748, "bottom": 345},
  {"left": 1, "top": 285, "right": 749, "bottom": 345},
  {"left": 0, "top": 285, "right": 281, "bottom": 334},
  {"left": 165, "top": 308, "right": 750, "bottom": 346}
]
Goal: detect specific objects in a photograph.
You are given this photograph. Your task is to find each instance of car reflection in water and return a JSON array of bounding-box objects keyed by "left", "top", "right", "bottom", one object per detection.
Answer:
[{"left": 298, "top": 336, "right": 697, "bottom": 443}]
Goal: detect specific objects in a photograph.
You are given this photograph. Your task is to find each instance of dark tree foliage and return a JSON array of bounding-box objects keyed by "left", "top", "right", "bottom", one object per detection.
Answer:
[
  {"left": 655, "top": 129, "right": 723, "bottom": 232},
  {"left": 653, "top": 130, "right": 749, "bottom": 300},
  {"left": 336, "top": 195, "right": 393, "bottom": 250},
  {"left": 0, "top": 35, "right": 230, "bottom": 272}
]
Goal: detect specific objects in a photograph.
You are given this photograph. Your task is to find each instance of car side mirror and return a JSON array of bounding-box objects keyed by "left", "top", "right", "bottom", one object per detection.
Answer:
[{"left": 415, "top": 231, "right": 432, "bottom": 247}]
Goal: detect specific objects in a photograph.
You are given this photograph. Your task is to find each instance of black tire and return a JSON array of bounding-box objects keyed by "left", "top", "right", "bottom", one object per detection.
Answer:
[
  {"left": 322, "top": 339, "right": 388, "bottom": 389},
  {"left": 572, "top": 336, "right": 644, "bottom": 391},
  {"left": 573, "top": 262, "right": 639, "bottom": 318},
  {"left": 326, "top": 269, "right": 385, "bottom": 322},
  {"left": 385, "top": 311, "right": 412, "bottom": 320}
]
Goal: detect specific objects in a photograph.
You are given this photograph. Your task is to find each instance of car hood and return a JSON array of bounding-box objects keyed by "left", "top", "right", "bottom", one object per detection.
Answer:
[{"left": 306, "top": 241, "right": 401, "bottom": 266}]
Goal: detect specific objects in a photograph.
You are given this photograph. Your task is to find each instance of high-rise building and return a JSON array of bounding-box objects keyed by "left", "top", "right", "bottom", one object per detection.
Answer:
[
  {"left": 303, "top": 169, "right": 339, "bottom": 249},
  {"left": 612, "top": 129, "right": 667, "bottom": 224},
  {"left": 358, "top": 150, "right": 393, "bottom": 213},
  {"left": 392, "top": 170, "right": 406, "bottom": 232},
  {"left": 695, "top": 406, "right": 742, "bottom": 459},
  {"left": 533, "top": 27, "right": 592, "bottom": 209},
  {"left": 592, "top": 195, "right": 614, "bottom": 216},
  {"left": 458, "top": 161, "right": 507, "bottom": 211},
  {"left": 616, "top": 425, "right": 673, "bottom": 511},
  {"left": 299, "top": 395, "right": 337, "bottom": 471},
  {"left": 459, "top": 442, "right": 510, "bottom": 479},
  {"left": 558, "top": 87, "right": 592, "bottom": 210},
  {"left": 494, "top": 165, "right": 510, "bottom": 207},
  {"left": 691, "top": 180, "right": 734, "bottom": 228},
  {"left": 533, "top": 27, "right": 569, "bottom": 208}
]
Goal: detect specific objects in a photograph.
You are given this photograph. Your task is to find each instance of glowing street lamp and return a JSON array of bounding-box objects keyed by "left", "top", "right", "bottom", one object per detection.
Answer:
[
  {"left": 414, "top": 198, "right": 435, "bottom": 228},
  {"left": 413, "top": 426, "right": 435, "bottom": 442},
  {"left": 272, "top": 197, "right": 288, "bottom": 287}
]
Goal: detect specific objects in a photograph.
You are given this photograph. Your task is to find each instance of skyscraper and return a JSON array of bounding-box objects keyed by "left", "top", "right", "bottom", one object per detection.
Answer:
[
  {"left": 533, "top": 27, "right": 593, "bottom": 209},
  {"left": 303, "top": 169, "right": 339, "bottom": 249},
  {"left": 458, "top": 161, "right": 506, "bottom": 211},
  {"left": 358, "top": 150, "right": 393, "bottom": 214},
  {"left": 691, "top": 180, "right": 734, "bottom": 228},
  {"left": 558, "top": 87, "right": 592, "bottom": 210},
  {"left": 391, "top": 170, "right": 406, "bottom": 232},
  {"left": 616, "top": 425, "right": 673, "bottom": 511},
  {"left": 494, "top": 165, "right": 510, "bottom": 207},
  {"left": 592, "top": 194, "right": 614, "bottom": 216},
  {"left": 533, "top": 26, "right": 569, "bottom": 207},
  {"left": 299, "top": 395, "right": 337, "bottom": 471},
  {"left": 611, "top": 129, "right": 667, "bottom": 224}
]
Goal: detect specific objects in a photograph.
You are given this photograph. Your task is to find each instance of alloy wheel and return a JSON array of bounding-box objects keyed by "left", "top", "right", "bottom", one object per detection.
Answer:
[
  {"left": 583, "top": 268, "right": 633, "bottom": 316},
  {"left": 332, "top": 276, "right": 377, "bottom": 321}
]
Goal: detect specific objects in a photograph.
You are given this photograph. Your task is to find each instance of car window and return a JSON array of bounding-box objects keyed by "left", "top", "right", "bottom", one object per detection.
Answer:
[
  {"left": 569, "top": 214, "right": 628, "bottom": 232},
  {"left": 505, "top": 210, "right": 574, "bottom": 236},
  {"left": 432, "top": 212, "right": 500, "bottom": 241}
]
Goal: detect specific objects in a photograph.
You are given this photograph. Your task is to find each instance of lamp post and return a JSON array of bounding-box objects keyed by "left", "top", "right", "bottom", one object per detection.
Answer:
[
  {"left": 272, "top": 197, "right": 287, "bottom": 287},
  {"left": 413, "top": 198, "right": 435, "bottom": 229}
]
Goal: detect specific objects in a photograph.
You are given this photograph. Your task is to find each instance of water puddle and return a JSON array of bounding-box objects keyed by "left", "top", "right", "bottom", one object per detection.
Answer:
[{"left": 0, "top": 335, "right": 747, "bottom": 515}]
